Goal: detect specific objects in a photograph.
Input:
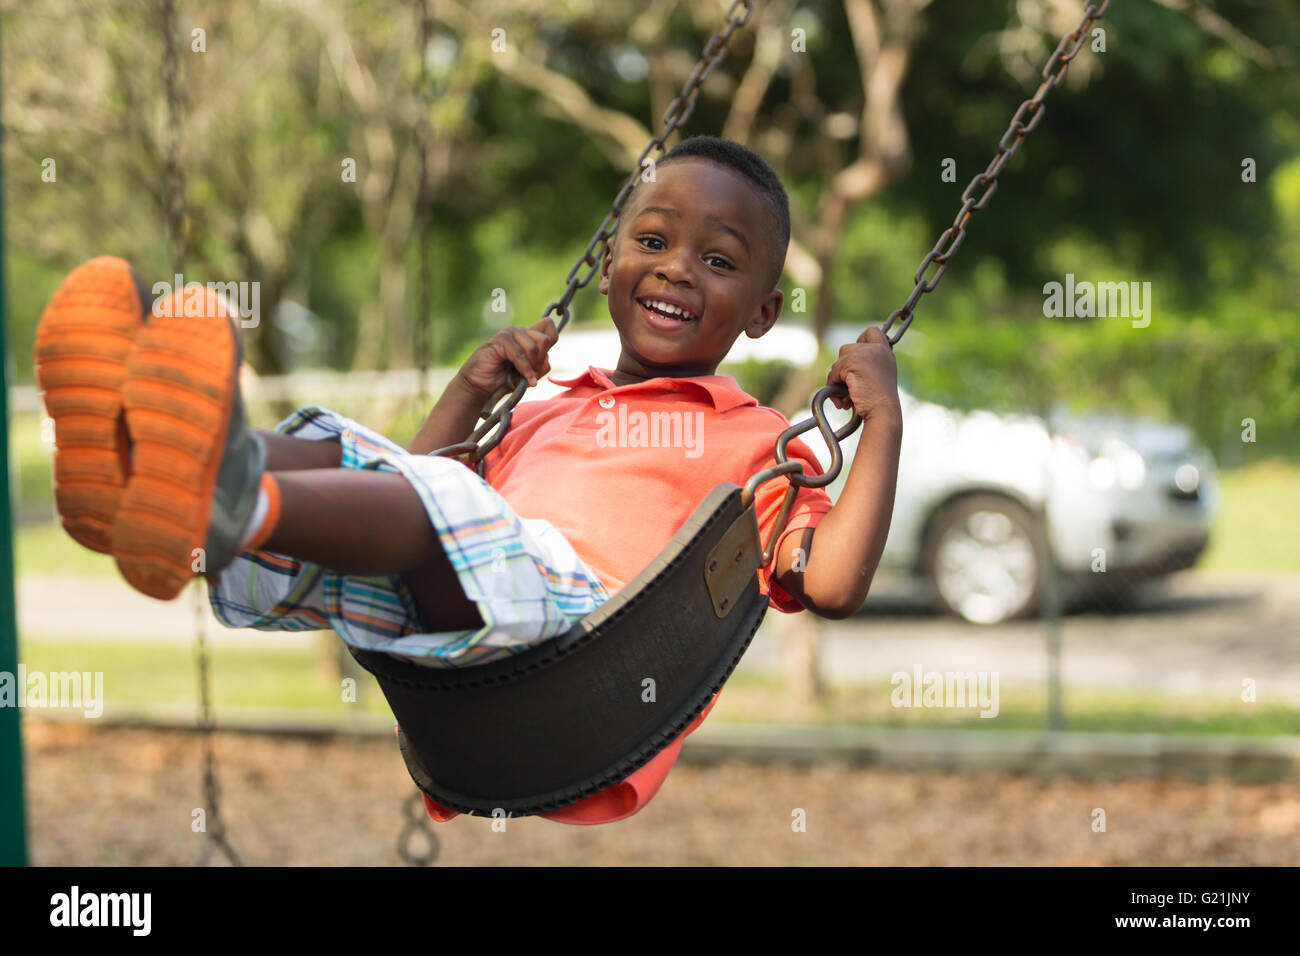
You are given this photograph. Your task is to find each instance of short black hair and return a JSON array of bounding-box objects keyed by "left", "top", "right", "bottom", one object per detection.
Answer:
[{"left": 635, "top": 134, "right": 791, "bottom": 291}]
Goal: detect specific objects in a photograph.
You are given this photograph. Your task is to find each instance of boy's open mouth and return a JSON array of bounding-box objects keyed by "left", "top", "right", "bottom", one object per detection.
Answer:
[{"left": 636, "top": 296, "right": 699, "bottom": 331}]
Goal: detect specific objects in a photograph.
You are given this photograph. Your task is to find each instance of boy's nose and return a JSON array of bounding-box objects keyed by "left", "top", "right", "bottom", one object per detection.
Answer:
[{"left": 654, "top": 252, "right": 695, "bottom": 286}]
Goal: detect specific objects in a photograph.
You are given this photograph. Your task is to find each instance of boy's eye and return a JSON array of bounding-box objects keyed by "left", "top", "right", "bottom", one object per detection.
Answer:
[{"left": 637, "top": 236, "right": 734, "bottom": 270}]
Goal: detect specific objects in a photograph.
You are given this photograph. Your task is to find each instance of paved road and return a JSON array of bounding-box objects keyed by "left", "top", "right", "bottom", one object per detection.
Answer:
[
  {"left": 18, "top": 575, "right": 316, "bottom": 651},
  {"left": 744, "top": 570, "right": 1300, "bottom": 698},
  {"left": 17, "top": 569, "right": 1300, "bottom": 696}
]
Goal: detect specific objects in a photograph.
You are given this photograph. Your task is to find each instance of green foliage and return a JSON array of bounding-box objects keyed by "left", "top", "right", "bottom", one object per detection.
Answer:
[
  {"left": 895, "top": 305, "right": 1297, "bottom": 464},
  {"left": 5, "top": 0, "right": 1299, "bottom": 463},
  {"left": 19, "top": 637, "right": 393, "bottom": 716},
  {"left": 727, "top": 357, "right": 801, "bottom": 408}
]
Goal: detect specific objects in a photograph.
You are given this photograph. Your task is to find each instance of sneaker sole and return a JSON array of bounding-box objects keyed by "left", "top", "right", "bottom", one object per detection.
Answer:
[
  {"left": 112, "top": 288, "right": 238, "bottom": 600},
  {"left": 33, "top": 256, "right": 151, "bottom": 554}
]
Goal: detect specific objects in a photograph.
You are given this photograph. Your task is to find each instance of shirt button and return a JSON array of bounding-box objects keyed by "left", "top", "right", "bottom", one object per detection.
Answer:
[{"left": 598, "top": 396, "right": 615, "bottom": 409}]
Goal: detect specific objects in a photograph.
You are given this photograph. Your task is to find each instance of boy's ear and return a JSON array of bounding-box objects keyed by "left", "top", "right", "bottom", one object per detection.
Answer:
[
  {"left": 745, "top": 287, "right": 783, "bottom": 338},
  {"left": 598, "top": 242, "right": 614, "bottom": 295}
]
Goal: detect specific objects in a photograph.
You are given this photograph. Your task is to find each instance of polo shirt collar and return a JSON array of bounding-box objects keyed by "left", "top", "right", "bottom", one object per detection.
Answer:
[{"left": 548, "top": 365, "right": 757, "bottom": 414}]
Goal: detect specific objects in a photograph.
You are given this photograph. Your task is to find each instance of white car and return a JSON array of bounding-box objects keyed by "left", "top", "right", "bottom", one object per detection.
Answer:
[
  {"left": 804, "top": 377, "right": 1219, "bottom": 624},
  {"left": 534, "top": 323, "right": 1219, "bottom": 624}
]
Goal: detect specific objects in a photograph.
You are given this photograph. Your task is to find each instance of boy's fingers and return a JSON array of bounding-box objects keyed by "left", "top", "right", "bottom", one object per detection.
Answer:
[
  {"left": 531, "top": 317, "right": 559, "bottom": 343},
  {"left": 511, "top": 327, "right": 549, "bottom": 371},
  {"left": 827, "top": 361, "right": 855, "bottom": 409},
  {"left": 826, "top": 358, "right": 844, "bottom": 387},
  {"left": 518, "top": 326, "right": 551, "bottom": 350},
  {"left": 525, "top": 328, "right": 555, "bottom": 354},
  {"left": 503, "top": 337, "right": 539, "bottom": 385}
]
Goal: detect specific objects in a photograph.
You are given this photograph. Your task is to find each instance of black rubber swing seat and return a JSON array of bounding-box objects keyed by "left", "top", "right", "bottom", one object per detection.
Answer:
[{"left": 347, "top": 482, "right": 769, "bottom": 817}]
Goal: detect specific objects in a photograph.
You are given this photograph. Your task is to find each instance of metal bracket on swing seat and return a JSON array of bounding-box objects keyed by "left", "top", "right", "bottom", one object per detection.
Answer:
[{"left": 703, "top": 504, "right": 762, "bottom": 619}]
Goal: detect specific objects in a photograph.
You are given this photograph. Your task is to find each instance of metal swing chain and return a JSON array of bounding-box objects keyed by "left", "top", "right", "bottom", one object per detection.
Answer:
[
  {"left": 878, "top": 0, "right": 1114, "bottom": 347},
  {"left": 415, "top": 0, "right": 435, "bottom": 402},
  {"left": 743, "top": 0, "right": 1114, "bottom": 564},
  {"left": 161, "top": 0, "right": 242, "bottom": 867},
  {"left": 397, "top": 790, "right": 440, "bottom": 866},
  {"left": 161, "top": 0, "right": 187, "bottom": 270},
  {"left": 398, "top": 0, "right": 443, "bottom": 867},
  {"left": 193, "top": 583, "right": 242, "bottom": 866},
  {"left": 429, "top": 0, "right": 756, "bottom": 475}
]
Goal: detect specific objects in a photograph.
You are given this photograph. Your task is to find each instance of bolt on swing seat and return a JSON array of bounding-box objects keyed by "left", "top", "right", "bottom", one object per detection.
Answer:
[{"left": 347, "top": 0, "right": 1110, "bottom": 820}]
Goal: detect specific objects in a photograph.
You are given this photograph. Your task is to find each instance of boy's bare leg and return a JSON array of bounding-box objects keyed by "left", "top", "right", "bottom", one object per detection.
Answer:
[
  {"left": 257, "top": 431, "right": 343, "bottom": 471},
  {"left": 247, "top": 434, "right": 482, "bottom": 631},
  {"left": 259, "top": 469, "right": 484, "bottom": 632}
]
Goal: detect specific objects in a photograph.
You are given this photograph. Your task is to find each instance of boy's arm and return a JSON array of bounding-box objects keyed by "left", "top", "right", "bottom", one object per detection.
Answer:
[
  {"left": 407, "top": 372, "right": 493, "bottom": 456},
  {"left": 408, "top": 318, "right": 559, "bottom": 456},
  {"left": 769, "top": 407, "right": 903, "bottom": 619},
  {"left": 770, "top": 325, "right": 903, "bottom": 619}
]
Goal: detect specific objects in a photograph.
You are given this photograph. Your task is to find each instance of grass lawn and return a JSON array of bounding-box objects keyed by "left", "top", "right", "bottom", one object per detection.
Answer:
[
  {"left": 716, "top": 674, "right": 1300, "bottom": 735},
  {"left": 11, "top": 411, "right": 54, "bottom": 522},
  {"left": 15, "top": 521, "right": 120, "bottom": 577},
  {"left": 17, "top": 636, "right": 1300, "bottom": 735},
  {"left": 1200, "top": 459, "right": 1300, "bottom": 572},
  {"left": 17, "top": 637, "right": 390, "bottom": 717}
]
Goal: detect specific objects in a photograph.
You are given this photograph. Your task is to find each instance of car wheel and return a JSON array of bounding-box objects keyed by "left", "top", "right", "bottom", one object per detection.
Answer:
[{"left": 923, "top": 494, "right": 1043, "bottom": 624}]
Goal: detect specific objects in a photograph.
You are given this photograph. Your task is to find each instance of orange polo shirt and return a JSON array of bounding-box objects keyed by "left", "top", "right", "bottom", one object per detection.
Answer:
[{"left": 418, "top": 365, "right": 834, "bottom": 826}]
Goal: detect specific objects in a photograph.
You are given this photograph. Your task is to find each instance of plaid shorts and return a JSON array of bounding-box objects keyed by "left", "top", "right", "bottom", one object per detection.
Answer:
[{"left": 206, "top": 405, "right": 612, "bottom": 667}]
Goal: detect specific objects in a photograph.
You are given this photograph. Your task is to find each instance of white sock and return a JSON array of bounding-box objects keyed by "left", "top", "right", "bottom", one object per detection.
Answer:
[{"left": 239, "top": 485, "right": 271, "bottom": 550}]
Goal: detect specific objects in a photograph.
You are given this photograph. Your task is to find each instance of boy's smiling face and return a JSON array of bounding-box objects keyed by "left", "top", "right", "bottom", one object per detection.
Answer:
[{"left": 598, "top": 158, "right": 784, "bottom": 383}]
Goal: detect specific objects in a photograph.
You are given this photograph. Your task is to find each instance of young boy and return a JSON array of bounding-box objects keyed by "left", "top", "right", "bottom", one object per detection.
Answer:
[{"left": 34, "top": 135, "right": 902, "bottom": 825}]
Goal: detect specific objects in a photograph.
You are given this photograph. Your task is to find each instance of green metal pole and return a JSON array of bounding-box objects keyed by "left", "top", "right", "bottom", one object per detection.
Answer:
[{"left": 0, "top": 10, "right": 31, "bottom": 867}]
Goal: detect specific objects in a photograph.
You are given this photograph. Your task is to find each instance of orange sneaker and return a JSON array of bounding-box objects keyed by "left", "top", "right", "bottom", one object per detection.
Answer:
[
  {"left": 112, "top": 284, "right": 267, "bottom": 600},
  {"left": 33, "top": 256, "right": 152, "bottom": 554}
]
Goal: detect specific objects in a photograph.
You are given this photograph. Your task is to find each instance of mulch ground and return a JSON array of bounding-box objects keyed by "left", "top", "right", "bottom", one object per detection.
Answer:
[{"left": 22, "top": 721, "right": 1300, "bottom": 866}]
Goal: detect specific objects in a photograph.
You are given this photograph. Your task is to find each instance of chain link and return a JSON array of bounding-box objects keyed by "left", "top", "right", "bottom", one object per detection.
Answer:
[
  {"left": 878, "top": 0, "right": 1112, "bottom": 347},
  {"left": 431, "top": 0, "right": 756, "bottom": 474},
  {"left": 161, "top": 0, "right": 187, "bottom": 269},
  {"left": 193, "top": 580, "right": 242, "bottom": 866},
  {"left": 398, "top": 0, "right": 444, "bottom": 866},
  {"left": 161, "top": 0, "right": 241, "bottom": 866},
  {"left": 415, "top": 0, "right": 434, "bottom": 402},
  {"left": 397, "top": 790, "right": 441, "bottom": 866}
]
